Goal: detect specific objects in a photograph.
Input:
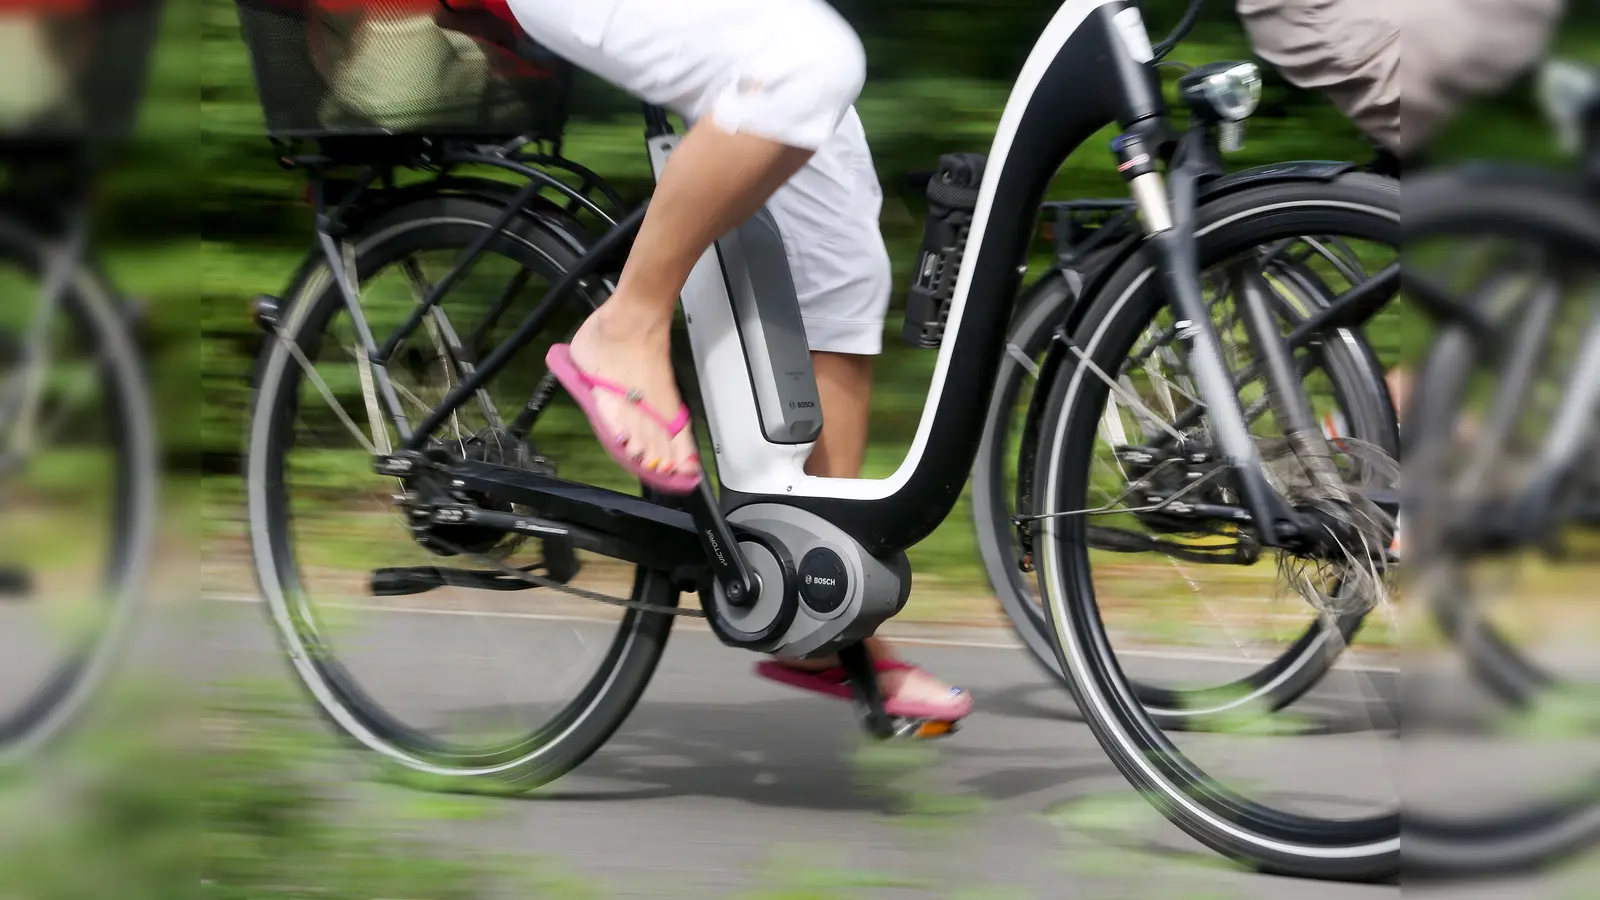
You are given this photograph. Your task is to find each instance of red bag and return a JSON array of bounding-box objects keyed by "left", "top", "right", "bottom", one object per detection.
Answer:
[
  {"left": 440, "top": 0, "right": 517, "bottom": 27},
  {"left": 0, "top": 0, "right": 153, "bottom": 13},
  {"left": 310, "top": 0, "right": 438, "bottom": 14}
]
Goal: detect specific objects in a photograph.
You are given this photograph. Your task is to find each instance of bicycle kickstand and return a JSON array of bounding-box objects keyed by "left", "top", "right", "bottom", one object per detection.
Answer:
[{"left": 838, "top": 642, "right": 961, "bottom": 741}]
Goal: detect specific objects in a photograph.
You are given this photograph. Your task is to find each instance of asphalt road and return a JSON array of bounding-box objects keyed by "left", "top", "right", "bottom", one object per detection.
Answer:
[
  {"left": 186, "top": 594, "right": 1423, "bottom": 900},
  {"left": 8, "top": 592, "right": 1588, "bottom": 899}
]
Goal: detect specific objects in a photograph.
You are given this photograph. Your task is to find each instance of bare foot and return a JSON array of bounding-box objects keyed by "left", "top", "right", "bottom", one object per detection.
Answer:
[{"left": 565, "top": 301, "right": 701, "bottom": 480}]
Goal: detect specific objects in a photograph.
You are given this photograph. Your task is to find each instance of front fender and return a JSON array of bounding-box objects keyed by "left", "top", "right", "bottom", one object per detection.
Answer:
[
  {"left": 1036, "top": 160, "right": 1360, "bottom": 343},
  {"left": 1200, "top": 160, "right": 1358, "bottom": 196},
  {"left": 1039, "top": 158, "right": 1362, "bottom": 336}
]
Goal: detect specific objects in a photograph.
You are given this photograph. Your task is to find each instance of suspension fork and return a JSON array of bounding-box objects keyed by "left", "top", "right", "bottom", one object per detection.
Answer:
[
  {"left": 1234, "top": 266, "right": 1349, "bottom": 503},
  {"left": 1113, "top": 128, "right": 1307, "bottom": 548}
]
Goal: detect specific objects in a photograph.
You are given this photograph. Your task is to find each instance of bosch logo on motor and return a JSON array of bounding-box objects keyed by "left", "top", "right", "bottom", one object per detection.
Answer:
[{"left": 798, "top": 548, "right": 848, "bottom": 614}]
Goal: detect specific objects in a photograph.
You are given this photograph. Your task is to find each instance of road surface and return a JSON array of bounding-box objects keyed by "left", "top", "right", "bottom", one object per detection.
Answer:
[{"left": 194, "top": 595, "right": 1420, "bottom": 900}]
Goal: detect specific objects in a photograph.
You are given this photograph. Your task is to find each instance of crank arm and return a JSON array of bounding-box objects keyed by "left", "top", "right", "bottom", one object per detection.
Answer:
[
  {"left": 840, "top": 641, "right": 893, "bottom": 738},
  {"left": 839, "top": 641, "right": 962, "bottom": 741},
  {"left": 684, "top": 479, "right": 759, "bottom": 608}
]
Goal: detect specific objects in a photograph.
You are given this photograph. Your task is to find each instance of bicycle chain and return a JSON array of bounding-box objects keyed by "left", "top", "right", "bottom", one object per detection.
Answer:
[{"left": 422, "top": 529, "right": 707, "bottom": 619}]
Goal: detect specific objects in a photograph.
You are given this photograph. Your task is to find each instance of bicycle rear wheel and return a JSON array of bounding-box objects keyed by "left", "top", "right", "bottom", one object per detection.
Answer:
[{"left": 246, "top": 194, "right": 676, "bottom": 789}]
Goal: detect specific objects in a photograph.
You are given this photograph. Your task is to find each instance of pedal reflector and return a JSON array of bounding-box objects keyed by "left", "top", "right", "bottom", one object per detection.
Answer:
[{"left": 912, "top": 720, "right": 957, "bottom": 739}]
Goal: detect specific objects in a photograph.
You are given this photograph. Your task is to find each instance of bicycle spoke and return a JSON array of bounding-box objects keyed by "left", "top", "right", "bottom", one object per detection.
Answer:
[{"left": 401, "top": 257, "right": 505, "bottom": 432}]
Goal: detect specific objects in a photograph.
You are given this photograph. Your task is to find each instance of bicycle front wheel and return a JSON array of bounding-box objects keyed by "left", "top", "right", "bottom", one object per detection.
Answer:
[
  {"left": 1033, "top": 175, "right": 1402, "bottom": 880},
  {"left": 975, "top": 231, "right": 1392, "bottom": 728}
]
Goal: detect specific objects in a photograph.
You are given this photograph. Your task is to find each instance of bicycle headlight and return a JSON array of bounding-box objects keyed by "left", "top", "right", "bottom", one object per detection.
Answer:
[
  {"left": 1181, "top": 61, "right": 1262, "bottom": 123},
  {"left": 1538, "top": 60, "right": 1599, "bottom": 156}
]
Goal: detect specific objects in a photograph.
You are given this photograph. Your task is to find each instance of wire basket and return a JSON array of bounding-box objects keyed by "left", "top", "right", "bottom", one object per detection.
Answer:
[
  {"left": 236, "top": 0, "right": 573, "bottom": 142},
  {"left": 0, "top": 0, "right": 163, "bottom": 144}
]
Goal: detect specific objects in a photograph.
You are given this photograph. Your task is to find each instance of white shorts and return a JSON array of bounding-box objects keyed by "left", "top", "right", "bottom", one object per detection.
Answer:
[{"left": 506, "top": 0, "right": 893, "bottom": 356}]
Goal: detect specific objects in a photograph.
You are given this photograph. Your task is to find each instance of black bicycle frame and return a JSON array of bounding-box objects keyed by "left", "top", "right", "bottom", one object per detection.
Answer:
[
  {"left": 331, "top": 1, "right": 1340, "bottom": 560},
  {"left": 281, "top": 134, "right": 629, "bottom": 448},
  {"left": 722, "top": 1, "right": 1321, "bottom": 555}
]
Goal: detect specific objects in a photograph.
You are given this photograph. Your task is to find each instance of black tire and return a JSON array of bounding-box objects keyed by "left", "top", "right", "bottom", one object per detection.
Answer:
[
  {"left": 1032, "top": 174, "right": 1401, "bottom": 880},
  {"left": 975, "top": 239, "right": 1393, "bottom": 728},
  {"left": 245, "top": 195, "right": 675, "bottom": 789},
  {"left": 0, "top": 216, "right": 154, "bottom": 762}
]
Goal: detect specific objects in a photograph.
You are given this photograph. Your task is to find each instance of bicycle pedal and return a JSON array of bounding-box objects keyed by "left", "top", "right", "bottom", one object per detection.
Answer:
[
  {"left": 369, "top": 565, "right": 547, "bottom": 596},
  {"left": 0, "top": 567, "right": 31, "bottom": 599},
  {"left": 250, "top": 294, "right": 283, "bottom": 333},
  {"left": 892, "top": 717, "right": 961, "bottom": 740}
]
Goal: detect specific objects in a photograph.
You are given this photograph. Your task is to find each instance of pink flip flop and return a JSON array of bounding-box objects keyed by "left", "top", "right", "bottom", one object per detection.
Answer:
[
  {"left": 754, "top": 659, "right": 974, "bottom": 721},
  {"left": 545, "top": 343, "right": 702, "bottom": 495}
]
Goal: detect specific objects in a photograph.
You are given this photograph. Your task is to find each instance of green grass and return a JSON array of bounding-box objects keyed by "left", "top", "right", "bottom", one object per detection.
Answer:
[{"left": 1, "top": 678, "right": 538, "bottom": 900}]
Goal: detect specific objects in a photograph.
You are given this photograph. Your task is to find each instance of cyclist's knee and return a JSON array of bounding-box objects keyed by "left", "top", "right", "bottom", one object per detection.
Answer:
[
  {"left": 806, "top": 21, "right": 868, "bottom": 122},
  {"left": 722, "top": 13, "right": 865, "bottom": 149}
]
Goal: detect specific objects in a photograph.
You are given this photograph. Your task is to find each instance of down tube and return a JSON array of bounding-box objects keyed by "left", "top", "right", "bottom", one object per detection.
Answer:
[{"left": 724, "top": 0, "right": 1143, "bottom": 557}]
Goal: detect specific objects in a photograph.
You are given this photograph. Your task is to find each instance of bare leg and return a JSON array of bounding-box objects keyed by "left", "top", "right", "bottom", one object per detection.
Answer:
[
  {"left": 780, "top": 351, "right": 965, "bottom": 712},
  {"left": 804, "top": 350, "right": 874, "bottom": 477},
  {"left": 1386, "top": 366, "right": 1411, "bottom": 421},
  {"left": 567, "top": 121, "right": 814, "bottom": 476}
]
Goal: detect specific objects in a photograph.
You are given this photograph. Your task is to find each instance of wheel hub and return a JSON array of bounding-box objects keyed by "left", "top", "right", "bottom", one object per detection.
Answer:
[
  {"left": 1278, "top": 497, "right": 1395, "bottom": 617},
  {"left": 406, "top": 428, "right": 556, "bottom": 557}
]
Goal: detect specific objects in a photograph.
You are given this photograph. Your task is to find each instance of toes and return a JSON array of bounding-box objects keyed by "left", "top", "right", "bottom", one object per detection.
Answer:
[
  {"left": 589, "top": 384, "right": 697, "bottom": 480},
  {"left": 670, "top": 434, "right": 702, "bottom": 476},
  {"left": 665, "top": 452, "right": 699, "bottom": 476}
]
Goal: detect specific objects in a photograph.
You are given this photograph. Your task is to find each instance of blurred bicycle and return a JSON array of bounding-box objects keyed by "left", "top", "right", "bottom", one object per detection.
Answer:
[
  {"left": 0, "top": 0, "right": 161, "bottom": 762},
  {"left": 1402, "top": 56, "right": 1600, "bottom": 876}
]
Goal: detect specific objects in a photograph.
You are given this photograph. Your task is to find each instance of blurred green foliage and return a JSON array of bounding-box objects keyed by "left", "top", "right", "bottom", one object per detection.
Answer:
[
  {"left": 185, "top": 0, "right": 1594, "bottom": 584},
  {"left": 0, "top": 679, "right": 608, "bottom": 900}
]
